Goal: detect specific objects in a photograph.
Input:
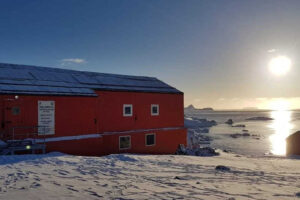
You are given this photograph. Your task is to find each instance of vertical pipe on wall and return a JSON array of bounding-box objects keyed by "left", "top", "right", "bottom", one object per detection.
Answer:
[{"left": 96, "top": 94, "right": 100, "bottom": 133}]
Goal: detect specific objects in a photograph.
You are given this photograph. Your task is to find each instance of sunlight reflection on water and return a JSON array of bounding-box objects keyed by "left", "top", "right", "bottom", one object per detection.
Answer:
[{"left": 268, "top": 110, "right": 293, "bottom": 155}]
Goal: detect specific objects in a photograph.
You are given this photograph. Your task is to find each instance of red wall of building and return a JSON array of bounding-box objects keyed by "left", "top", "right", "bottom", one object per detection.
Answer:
[
  {"left": 0, "top": 91, "right": 184, "bottom": 135},
  {"left": 96, "top": 91, "right": 184, "bottom": 132},
  {"left": 46, "top": 137, "right": 104, "bottom": 156},
  {"left": 44, "top": 128, "right": 187, "bottom": 156},
  {"left": 0, "top": 91, "right": 186, "bottom": 156},
  {"left": 0, "top": 95, "right": 98, "bottom": 138},
  {"left": 101, "top": 128, "right": 186, "bottom": 155},
  {"left": 0, "top": 96, "right": 4, "bottom": 133}
]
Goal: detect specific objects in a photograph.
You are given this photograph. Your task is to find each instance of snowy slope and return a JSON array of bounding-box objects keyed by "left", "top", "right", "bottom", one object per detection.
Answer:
[{"left": 0, "top": 152, "right": 299, "bottom": 200}]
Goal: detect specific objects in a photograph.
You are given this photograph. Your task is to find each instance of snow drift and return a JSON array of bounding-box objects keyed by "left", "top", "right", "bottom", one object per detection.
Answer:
[{"left": 0, "top": 152, "right": 299, "bottom": 199}]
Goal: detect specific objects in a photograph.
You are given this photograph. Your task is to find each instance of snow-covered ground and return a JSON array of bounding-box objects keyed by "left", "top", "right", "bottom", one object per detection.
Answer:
[{"left": 0, "top": 152, "right": 299, "bottom": 200}]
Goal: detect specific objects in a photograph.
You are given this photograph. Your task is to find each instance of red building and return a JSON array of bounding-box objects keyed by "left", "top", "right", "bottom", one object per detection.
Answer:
[{"left": 0, "top": 63, "right": 186, "bottom": 156}]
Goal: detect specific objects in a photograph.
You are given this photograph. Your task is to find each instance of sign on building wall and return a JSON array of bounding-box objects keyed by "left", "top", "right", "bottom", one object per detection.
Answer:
[{"left": 38, "top": 101, "right": 55, "bottom": 135}]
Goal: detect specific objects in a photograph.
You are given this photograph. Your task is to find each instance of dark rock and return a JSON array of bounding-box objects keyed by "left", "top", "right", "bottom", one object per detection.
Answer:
[
  {"left": 215, "top": 165, "right": 230, "bottom": 171},
  {"left": 230, "top": 133, "right": 250, "bottom": 138},
  {"left": 232, "top": 124, "right": 246, "bottom": 128},
  {"left": 295, "top": 192, "right": 300, "bottom": 198},
  {"left": 242, "top": 133, "right": 250, "bottom": 136},
  {"left": 195, "top": 147, "right": 220, "bottom": 157},
  {"left": 199, "top": 128, "right": 209, "bottom": 133},
  {"left": 251, "top": 134, "right": 261, "bottom": 140},
  {"left": 246, "top": 117, "right": 273, "bottom": 121},
  {"left": 196, "top": 133, "right": 213, "bottom": 142},
  {"left": 195, "top": 118, "right": 217, "bottom": 126},
  {"left": 184, "top": 117, "right": 217, "bottom": 128},
  {"left": 175, "top": 144, "right": 187, "bottom": 155},
  {"left": 176, "top": 144, "right": 219, "bottom": 157},
  {"left": 230, "top": 133, "right": 240, "bottom": 138},
  {"left": 225, "top": 119, "right": 234, "bottom": 125}
]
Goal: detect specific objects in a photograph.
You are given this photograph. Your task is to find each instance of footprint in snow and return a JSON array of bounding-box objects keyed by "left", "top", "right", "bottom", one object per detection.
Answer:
[
  {"left": 52, "top": 182, "right": 61, "bottom": 186},
  {"left": 215, "top": 165, "right": 231, "bottom": 172},
  {"left": 19, "top": 186, "right": 26, "bottom": 190},
  {"left": 30, "top": 182, "right": 41, "bottom": 188},
  {"left": 58, "top": 171, "right": 70, "bottom": 176},
  {"left": 84, "top": 190, "right": 103, "bottom": 198},
  {"left": 54, "top": 169, "right": 70, "bottom": 175},
  {"left": 67, "top": 187, "right": 79, "bottom": 192}
]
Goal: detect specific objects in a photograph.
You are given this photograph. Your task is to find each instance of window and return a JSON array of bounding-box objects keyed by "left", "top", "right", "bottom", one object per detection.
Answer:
[
  {"left": 146, "top": 133, "right": 155, "bottom": 146},
  {"left": 119, "top": 136, "right": 131, "bottom": 150},
  {"left": 151, "top": 104, "right": 159, "bottom": 116},
  {"left": 12, "top": 107, "right": 20, "bottom": 115},
  {"left": 123, "top": 104, "right": 133, "bottom": 116}
]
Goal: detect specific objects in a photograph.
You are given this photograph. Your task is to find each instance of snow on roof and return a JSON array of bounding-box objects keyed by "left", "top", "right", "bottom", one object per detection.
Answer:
[{"left": 0, "top": 63, "right": 182, "bottom": 96}]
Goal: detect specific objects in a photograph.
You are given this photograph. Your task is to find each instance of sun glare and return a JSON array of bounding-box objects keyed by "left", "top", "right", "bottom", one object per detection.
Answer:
[
  {"left": 266, "top": 99, "right": 292, "bottom": 155},
  {"left": 269, "top": 110, "right": 293, "bottom": 155},
  {"left": 268, "top": 56, "right": 291, "bottom": 76}
]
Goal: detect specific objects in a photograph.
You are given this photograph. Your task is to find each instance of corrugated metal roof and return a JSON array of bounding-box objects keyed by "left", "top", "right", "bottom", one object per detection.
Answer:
[{"left": 0, "top": 63, "right": 182, "bottom": 96}]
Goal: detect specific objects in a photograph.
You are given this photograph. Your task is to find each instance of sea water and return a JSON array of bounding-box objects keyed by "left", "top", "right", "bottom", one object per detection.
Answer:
[{"left": 185, "top": 110, "right": 300, "bottom": 156}]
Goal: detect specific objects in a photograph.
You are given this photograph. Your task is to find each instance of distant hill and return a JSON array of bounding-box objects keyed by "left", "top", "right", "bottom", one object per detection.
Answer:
[
  {"left": 185, "top": 105, "right": 214, "bottom": 111},
  {"left": 185, "top": 104, "right": 196, "bottom": 110},
  {"left": 199, "top": 107, "right": 214, "bottom": 111}
]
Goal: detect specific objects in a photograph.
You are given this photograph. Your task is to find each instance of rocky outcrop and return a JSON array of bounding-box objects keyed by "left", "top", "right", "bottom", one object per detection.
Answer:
[
  {"left": 246, "top": 117, "right": 273, "bottom": 121},
  {"left": 225, "top": 119, "right": 234, "bottom": 125},
  {"left": 184, "top": 117, "right": 217, "bottom": 128}
]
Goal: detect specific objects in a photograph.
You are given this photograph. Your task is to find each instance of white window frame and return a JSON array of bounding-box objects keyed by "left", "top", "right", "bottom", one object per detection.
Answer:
[
  {"left": 123, "top": 104, "right": 133, "bottom": 117},
  {"left": 145, "top": 133, "right": 156, "bottom": 146},
  {"left": 119, "top": 135, "right": 131, "bottom": 150},
  {"left": 151, "top": 104, "right": 159, "bottom": 116}
]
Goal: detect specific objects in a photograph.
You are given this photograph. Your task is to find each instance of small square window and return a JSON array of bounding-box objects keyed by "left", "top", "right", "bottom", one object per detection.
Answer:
[
  {"left": 12, "top": 107, "right": 20, "bottom": 115},
  {"left": 151, "top": 104, "right": 159, "bottom": 116},
  {"left": 146, "top": 134, "right": 155, "bottom": 146},
  {"left": 119, "top": 136, "right": 131, "bottom": 150},
  {"left": 123, "top": 104, "right": 133, "bottom": 116}
]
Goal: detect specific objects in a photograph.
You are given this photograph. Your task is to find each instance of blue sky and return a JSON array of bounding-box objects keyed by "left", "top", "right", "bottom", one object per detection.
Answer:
[{"left": 1, "top": 0, "right": 300, "bottom": 109}]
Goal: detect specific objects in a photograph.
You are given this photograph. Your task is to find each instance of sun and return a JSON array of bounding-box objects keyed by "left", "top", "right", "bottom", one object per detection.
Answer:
[{"left": 268, "top": 56, "right": 291, "bottom": 76}]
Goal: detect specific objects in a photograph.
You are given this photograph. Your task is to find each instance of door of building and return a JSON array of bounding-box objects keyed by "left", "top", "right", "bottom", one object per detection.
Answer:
[{"left": 3, "top": 98, "right": 24, "bottom": 139}]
